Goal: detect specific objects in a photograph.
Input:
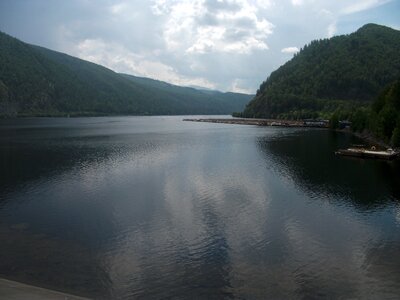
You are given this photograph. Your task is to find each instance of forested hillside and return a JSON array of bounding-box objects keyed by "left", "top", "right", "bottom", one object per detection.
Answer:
[
  {"left": 120, "top": 74, "right": 252, "bottom": 114},
  {"left": 0, "top": 31, "right": 252, "bottom": 117},
  {"left": 242, "top": 24, "right": 400, "bottom": 119},
  {"left": 351, "top": 79, "right": 400, "bottom": 146}
]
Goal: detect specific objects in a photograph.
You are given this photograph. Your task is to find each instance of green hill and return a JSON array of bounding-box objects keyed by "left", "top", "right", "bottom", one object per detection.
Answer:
[
  {"left": 242, "top": 24, "right": 400, "bottom": 119},
  {"left": 120, "top": 74, "right": 253, "bottom": 114},
  {"left": 350, "top": 79, "right": 400, "bottom": 147},
  {"left": 0, "top": 31, "right": 252, "bottom": 117}
]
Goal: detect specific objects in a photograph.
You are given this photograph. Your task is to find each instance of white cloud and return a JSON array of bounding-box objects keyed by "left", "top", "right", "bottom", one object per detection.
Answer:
[
  {"left": 230, "top": 78, "right": 253, "bottom": 94},
  {"left": 156, "top": 0, "right": 274, "bottom": 54},
  {"left": 73, "top": 38, "right": 216, "bottom": 89},
  {"left": 341, "top": 0, "right": 392, "bottom": 15},
  {"left": 327, "top": 22, "right": 337, "bottom": 37},
  {"left": 110, "top": 3, "right": 127, "bottom": 15},
  {"left": 319, "top": 8, "right": 333, "bottom": 17},
  {"left": 281, "top": 47, "right": 299, "bottom": 54},
  {"left": 151, "top": 0, "right": 169, "bottom": 15},
  {"left": 291, "top": 0, "right": 303, "bottom": 6},
  {"left": 255, "top": 0, "right": 273, "bottom": 9}
]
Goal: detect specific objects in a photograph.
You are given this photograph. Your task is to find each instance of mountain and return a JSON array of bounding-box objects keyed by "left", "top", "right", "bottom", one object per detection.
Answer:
[
  {"left": 0, "top": 31, "right": 253, "bottom": 117},
  {"left": 242, "top": 24, "right": 400, "bottom": 119},
  {"left": 120, "top": 74, "right": 253, "bottom": 114},
  {"left": 350, "top": 79, "right": 400, "bottom": 146}
]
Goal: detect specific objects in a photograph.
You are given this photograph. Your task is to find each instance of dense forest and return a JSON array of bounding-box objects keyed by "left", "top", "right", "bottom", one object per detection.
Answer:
[
  {"left": 241, "top": 24, "right": 400, "bottom": 119},
  {"left": 349, "top": 79, "right": 400, "bottom": 147},
  {"left": 0, "top": 31, "right": 252, "bottom": 117}
]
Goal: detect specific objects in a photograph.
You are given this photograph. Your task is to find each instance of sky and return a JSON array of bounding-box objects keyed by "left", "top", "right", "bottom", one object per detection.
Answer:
[{"left": 0, "top": 0, "right": 399, "bottom": 94}]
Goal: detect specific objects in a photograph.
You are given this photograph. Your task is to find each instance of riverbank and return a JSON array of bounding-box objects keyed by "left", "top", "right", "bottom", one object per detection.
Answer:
[
  {"left": 351, "top": 130, "right": 391, "bottom": 149},
  {"left": 0, "top": 278, "right": 89, "bottom": 300}
]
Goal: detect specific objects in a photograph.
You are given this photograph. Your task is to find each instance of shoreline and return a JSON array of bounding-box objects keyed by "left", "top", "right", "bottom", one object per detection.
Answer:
[
  {"left": 0, "top": 278, "right": 89, "bottom": 300},
  {"left": 351, "top": 131, "right": 391, "bottom": 149},
  {"left": 185, "top": 117, "right": 397, "bottom": 152}
]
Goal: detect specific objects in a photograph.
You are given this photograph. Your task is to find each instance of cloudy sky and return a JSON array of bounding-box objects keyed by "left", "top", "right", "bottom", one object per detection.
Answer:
[{"left": 0, "top": 0, "right": 399, "bottom": 93}]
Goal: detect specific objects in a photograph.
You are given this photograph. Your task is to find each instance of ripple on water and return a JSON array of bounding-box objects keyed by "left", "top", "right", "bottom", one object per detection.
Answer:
[{"left": 0, "top": 117, "right": 399, "bottom": 299}]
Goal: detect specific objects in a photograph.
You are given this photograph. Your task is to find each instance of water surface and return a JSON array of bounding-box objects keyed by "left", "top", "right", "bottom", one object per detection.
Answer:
[{"left": 0, "top": 116, "right": 399, "bottom": 299}]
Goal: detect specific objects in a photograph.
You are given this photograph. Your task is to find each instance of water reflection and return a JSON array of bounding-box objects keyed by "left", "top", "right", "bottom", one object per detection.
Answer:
[
  {"left": 0, "top": 118, "right": 399, "bottom": 299},
  {"left": 256, "top": 129, "right": 400, "bottom": 208},
  {"left": 0, "top": 223, "right": 112, "bottom": 298},
  {"left": 97, "top": 127, "right": 271, "bottom": 299},
  {"left": 253, "top": 128, "right": 400, "bottom": 299}
]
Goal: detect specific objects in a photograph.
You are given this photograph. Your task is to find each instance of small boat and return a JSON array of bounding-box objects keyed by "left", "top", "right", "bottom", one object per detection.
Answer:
[{"left": 335, "top": 146, "right": 399, "bottom": 160}]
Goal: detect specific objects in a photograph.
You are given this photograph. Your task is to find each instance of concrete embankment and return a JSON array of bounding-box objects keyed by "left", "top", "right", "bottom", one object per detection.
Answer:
[
  {"left": 0, "top": 278, "right": 90, "bottom": 300},
  {"left": 183, "top": 118, "right": 324, "bottom": 128},
  {"left": 183, "top": 118, "right": 270, "bottom": 126}
]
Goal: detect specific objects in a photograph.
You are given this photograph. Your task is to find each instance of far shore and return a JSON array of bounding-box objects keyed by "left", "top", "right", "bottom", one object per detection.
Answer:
[
  {"left": 184, "top": 117, "right": 397, "bottom": 151},
  {"left": 183, "top": 117, "right": 328, "bottom": 128}
]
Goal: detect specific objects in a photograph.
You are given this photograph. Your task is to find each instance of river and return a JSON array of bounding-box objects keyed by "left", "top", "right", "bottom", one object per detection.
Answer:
[{"left": 0, "top": 116, "right": 399, "bottom": 299}]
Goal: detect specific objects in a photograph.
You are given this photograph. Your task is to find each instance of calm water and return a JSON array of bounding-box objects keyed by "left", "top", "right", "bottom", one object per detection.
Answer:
[{"left": 0, "top": 116, "right": 399, "bottom": 299}]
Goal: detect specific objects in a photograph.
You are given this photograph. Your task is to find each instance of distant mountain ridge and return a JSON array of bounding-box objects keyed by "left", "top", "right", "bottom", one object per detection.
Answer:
[
  {"left": 242, "top": 24, "right": 400, "bottom": 119},
  {"left": 0, "top": 31, "right": 253, "bottom": 117}
]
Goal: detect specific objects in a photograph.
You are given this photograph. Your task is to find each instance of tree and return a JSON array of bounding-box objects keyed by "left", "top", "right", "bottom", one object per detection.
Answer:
[
  {"left": 391, "top": 125, "right": 400, "bottom": 147},
  {"left": 351, "top": 108, "right": 368, "bottom": 132},
  {"left": 329, "top": 112, "right": 339, "bottom": 129}
]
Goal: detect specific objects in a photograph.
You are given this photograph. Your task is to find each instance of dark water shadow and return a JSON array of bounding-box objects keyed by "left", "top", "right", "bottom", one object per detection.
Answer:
[
  {"left": 0, "top": 223, "right": 112, "bottom": 299},
  {"left": 256, "top": 129, "right": 400, "bottom": 209}
]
